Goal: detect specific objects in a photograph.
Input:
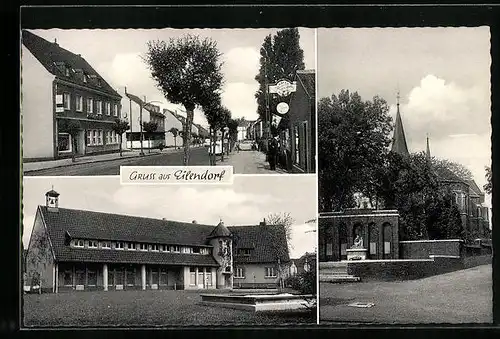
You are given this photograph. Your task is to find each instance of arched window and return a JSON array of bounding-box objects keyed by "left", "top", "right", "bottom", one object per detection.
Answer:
[{"left": 382, "top": 223, "right": 392, "bottom": 258}]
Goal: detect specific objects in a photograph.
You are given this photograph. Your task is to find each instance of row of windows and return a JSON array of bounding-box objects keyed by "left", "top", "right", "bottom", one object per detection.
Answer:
[
  {"left": 72, "top": 239, "right": 211, "bottom": 255},
  {"left": 63, "top": 266, "right": 172, "bottom": 287},
  {"left": 86, "top": 130, "right": 119, "bottom": 146},
  {"left": 189, "top": 267, "right": 213, "bottom": 286},
  {"left": 61, "top": 93, "right": 119, "bottom": 116},
  {"left": 233, "top": 267, "right": 277, "bottom": 279}
]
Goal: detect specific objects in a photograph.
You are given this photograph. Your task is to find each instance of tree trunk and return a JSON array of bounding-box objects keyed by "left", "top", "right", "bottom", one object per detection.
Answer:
[
  {"left": 71, "top": 135, "right": 76, "bottom": 163},
  {"left": 183, "top": 107, "right": 194, "bottom": 165},
  {"left": 148, "top": 136, "right": 151, "bottom": 153},
  {"left": 119, "top": 135, "right": 123, "bottom": 157}
]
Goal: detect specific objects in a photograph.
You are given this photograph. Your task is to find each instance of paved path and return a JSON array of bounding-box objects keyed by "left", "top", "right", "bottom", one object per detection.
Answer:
[
  {"left": 24, "top": 146, "right": 210, "bottom": 176},
  {"left": 217, "top": 150, "right": 288, "bottom": 175},
  {"left": 320, "top": 264, "right": 492, "bottom": 324}
]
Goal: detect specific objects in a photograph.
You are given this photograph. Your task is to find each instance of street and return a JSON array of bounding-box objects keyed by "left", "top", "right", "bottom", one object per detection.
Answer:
[
  {"left": 25, "top": 147, "right": 212, "bottom": 176},
  {"left": 319, "top": 264, "right": 492, "bottom": 324}
]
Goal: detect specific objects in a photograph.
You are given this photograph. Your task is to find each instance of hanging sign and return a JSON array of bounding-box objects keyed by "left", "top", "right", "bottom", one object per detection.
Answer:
[
  {"left": 268, "top": 79, "right": 297, "bottom": 97},
  {"left": 276, "top": 102, "right": 289, "bottom": 114}
]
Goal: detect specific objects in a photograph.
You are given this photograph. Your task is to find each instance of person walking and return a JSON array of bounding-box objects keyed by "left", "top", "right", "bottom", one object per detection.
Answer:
[{"left": 268, "top": 137, "right": 278, "bottom": 170}]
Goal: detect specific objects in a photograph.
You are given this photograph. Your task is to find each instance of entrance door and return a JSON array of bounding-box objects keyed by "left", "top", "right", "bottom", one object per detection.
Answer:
[{"left": 224, "top": 275, "right": 231, "bottom": 288}]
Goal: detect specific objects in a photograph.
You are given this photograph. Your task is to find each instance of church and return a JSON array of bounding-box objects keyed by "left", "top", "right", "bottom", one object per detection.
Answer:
[{"left": 24, "top": 189, "right": 290, "bottom": 293}]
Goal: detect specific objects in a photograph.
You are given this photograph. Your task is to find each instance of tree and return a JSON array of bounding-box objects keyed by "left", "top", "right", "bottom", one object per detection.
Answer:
[
  {"left": 142, "top": 121, "right": 158, "bottom": 153},
  {"left": 58, "top": 120, "right": 81, "bottom": 162},
  {"left": 168, "top": 127, "right": 179, "bottom": 149},
  {"left": 112, "top": 119, "right": 130, "bottom": 157},
  {"left": 202, "top": 96, "right": 231, "bottom": 165},
  {"left": 432, "top": 158, "right": 474, "bottom": 181},
  {"left": 255, "top": 28, "right": 305, "bottom": 131},
  {"left": 484, "top": 166, "right": 492, "bottom": 194},
  {"left": 227, "top": 118, "right": 239, "bottom": 150},
  {"left": 145, "top": 34, "right": 224, "bottom": 165},
  {"left": 318, "top": 90, "right": 393, "bottom": 212}
]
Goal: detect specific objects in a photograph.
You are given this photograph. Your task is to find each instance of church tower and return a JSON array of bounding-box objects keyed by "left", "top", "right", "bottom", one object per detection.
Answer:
[
  {"left": 45, "top": 187, "right": 60, "bottom": 212},
  {"left": 426, "top": 133, "right": 431, "bottom": 161},
  {"left": 207, "top": 220, "right": 233, "bottom": 289},
  {"left": 391, "top": 91, "right": 409, "bottom": 156}
]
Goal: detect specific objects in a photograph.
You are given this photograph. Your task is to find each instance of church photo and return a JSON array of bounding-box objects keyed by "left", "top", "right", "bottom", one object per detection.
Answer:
[{"left": 316, "top": 27, "right": 492, "bottom": 324}]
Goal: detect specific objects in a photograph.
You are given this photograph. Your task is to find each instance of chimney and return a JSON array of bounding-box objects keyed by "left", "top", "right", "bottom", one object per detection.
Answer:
[{"left": 259, "top": 218, "right": 266, "bottom": 226}]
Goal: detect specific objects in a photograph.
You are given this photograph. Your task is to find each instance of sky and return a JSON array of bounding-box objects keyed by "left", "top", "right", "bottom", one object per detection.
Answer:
[
  {"left": 318, "top": 27, "right": 492, "bottom": 209},
  {"left": 22, "top": 175, "right": 317, "bottom": 258},
  {"left": 29, "top": 28, "right": 315, "bottom": 128}
]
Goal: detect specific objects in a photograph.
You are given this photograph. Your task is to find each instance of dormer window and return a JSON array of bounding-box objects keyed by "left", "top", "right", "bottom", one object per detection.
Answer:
[
  {"left": 65, "top": 66, "right": 71, "bottom": 77},
  {"left": 237, "top": 248, "right": 252, "bottom": 256},
  {"left": 102, "top": 241, "right": 111, "bottom": 249},
  {"left": 151, "top": 244, "right": 159, "bottom": 252},
  {"left": 161, "top": 244, "right": 168, "bottom": 252},
  {"left": 97, "top": 79, "right": 102, "bottom": 87},
  {"left": 83, "top": 74, "right": 87, "bottom": 83},
  {"left": 127, "top": 242, "right": 135, "bottom": 250},
  {"left": 88, "top": 240, "right": 98, "bottom": 248},
  {"left": 75, "top": 240, "right": 84, "bottom": 248},
  {"left": 139, "top": 243, "right": 148, "bottom": 251},
  {"left": 171, "top": 245, "right": 180, "bottom": 253},
  {"left": 115, "top": 242, "right": 124, "bottom": 250},
  {"left": 192, "top": 247, "right": 200, "bottom": 254}
]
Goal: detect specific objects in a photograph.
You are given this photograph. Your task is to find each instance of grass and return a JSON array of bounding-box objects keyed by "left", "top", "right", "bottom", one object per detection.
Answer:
[
  {"left": 23, "top": 289, "right": 316, "bottom": 327},
  {"left": 319, "top": 264, "right": 492, "bottom": 324}
]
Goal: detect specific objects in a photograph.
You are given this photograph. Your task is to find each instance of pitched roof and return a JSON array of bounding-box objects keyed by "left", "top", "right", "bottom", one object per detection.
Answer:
[
  {"left": 433, "top": 165, "right": 465, "bottom": 183},
  {"left": 208, "top": 221, "right": 232, "bottom": 238},
  {"left": 230, "top": 225, "right": 290, "bottom": 264},
  {"left": 466, "top": 179, "right": 484, "bottom": 197},
  {"left": 391, "top": 105, "right": 409, "bottom": 156},
  {"left": 296, "top": 70, "right": 315, "bottom": 100},
  {"left": 22, "top": 30, "right": 120, "bottom": 98}
]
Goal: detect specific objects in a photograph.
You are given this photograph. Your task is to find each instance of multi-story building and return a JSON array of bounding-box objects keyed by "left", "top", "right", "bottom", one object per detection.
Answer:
[
  {"left": 162, "top": 109, "right": 184, "bottom": 148},
  {"left": 21, "top": 30, "right": 122, "bottom": 161},
  {"left": 25, "top": 189, "right": 290, "bottom": 292},
  {"left": 117, "top": 89, "right": 166, "bottom": 150}
]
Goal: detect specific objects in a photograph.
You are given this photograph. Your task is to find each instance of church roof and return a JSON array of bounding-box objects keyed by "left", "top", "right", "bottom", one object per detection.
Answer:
[
  {"left": 391, "top": 103, "right": 409, "bottom": 156},
  {"left": 45, "top": 189, "right": 60, "bottom": 197}
]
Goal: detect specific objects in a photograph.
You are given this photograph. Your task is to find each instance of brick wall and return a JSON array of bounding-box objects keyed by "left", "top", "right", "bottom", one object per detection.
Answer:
[{"left": 400, "top": 239, "right": 463, "bottom": 259}]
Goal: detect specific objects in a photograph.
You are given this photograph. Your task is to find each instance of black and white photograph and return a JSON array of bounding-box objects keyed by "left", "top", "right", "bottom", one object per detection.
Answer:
[
  {"left": 317, "top": 27, "right": 492, "bottom": 324},
  {"left": 21, "top": 28, "right": 316, "bottom": 176},
  {"left": 22, "top": 175, "right": 317, "bottom": 326}
]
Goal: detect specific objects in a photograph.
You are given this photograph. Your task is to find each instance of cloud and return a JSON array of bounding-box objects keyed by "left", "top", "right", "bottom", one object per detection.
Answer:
[
  {"left": 392, "top": 74, "right": 490, "bottom": 142},
  {"left": 221, "top": 82, "right": 260, "bottom": 120},
  {"left": 289, "top": 222, "right": 317, "bottom": 258},
  {"left": 222, "top": 47, "right": 260, "bottom": 83}
]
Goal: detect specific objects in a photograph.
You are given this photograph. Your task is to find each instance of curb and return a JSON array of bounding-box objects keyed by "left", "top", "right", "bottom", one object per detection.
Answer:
[{"left": 23, "top": 149, "right": 181, "bottom": 174}]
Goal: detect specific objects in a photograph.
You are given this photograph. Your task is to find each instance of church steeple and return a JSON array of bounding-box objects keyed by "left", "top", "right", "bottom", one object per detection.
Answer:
[
  {"left": 391, "top": 91, "right": 409, "bottom": 156},
  {"left": 426, "top": 133, "right": 431, "bottom": 161}
]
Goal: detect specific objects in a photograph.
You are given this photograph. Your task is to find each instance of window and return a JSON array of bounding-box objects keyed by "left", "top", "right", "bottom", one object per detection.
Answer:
[
  {"left": 139, "top": 243, "right": 148, "bottom": 251},
  {"left": 369, "top": 242, "right": 377, "bottom": 255},
  {"left": 182, "top": 247, "right": 192, "bottom": 254},
  {"left": 114, "top": 104, "right": 119, "bottom": 117},
  {"left": 235, "top": 267, "right": 245, "bottom": 278},
  {"left": 161, "top": 244, "right": 167, "bottom": 252},
  {"left": 98, "top": 130, "right": 103, "bottom": 145},
  {"left": 86, "top": 98, "right": 93, "bottom": 113},
  {"left": 200, "top": 248, "right": 210, "bottom": 255},
  {"left": 192, "top": 247, "right": 200, "bottom": 254},
  {"left": 111, "top": 131, "right": 117, "bottom": 144},
  {"left": 58, "top": 133, "right": 71, "bottom": 153},
  {"left": 87, "top": 269, "right": 97, "bottom": 286},
  {"left": 189, "top": 267, "right": 196, "bottom": 285},
  {"left": 294, "top": 125, "right": 300, "bottom": 165},
  {"left": 105, "top": 102, "right": 111, "bottom": 115},
  {"left": 265, "top": 267, "right": 276, "bottom": 278},
  {"left": 115, "top": 269, "right": 124, "bottom": 285},
  {"left": 115, "top": 242, "right": 124, "bottom": 250},
  {"left": 97, "top": 79, "right": 102, "bottom": 87},
  {"left": 126, "top": 268, "right": 135, "bottom": 286},
  {"left": 88, "top": 240, "right": 98, "bottom": 248},
  {"left": 159, "top": 268, "right": 168, "bottom": 285},
  {"left": 75, "top": 240, "right": 84, "bottom": 248},
  {"left": 76, "top": 95, "right": 83, "bottom": 112},
  {"left": 102, "top": 242, "right": 111, "bottom": 249},
  {"left": 107, "top": 269, "right": 114, "bottom": 286},
  {"left": 63, "top": 270, "right": 72, "bottom": 286},
  {"left": 87, "top": 130, "right": 104, "bottom": 146},
  {"left": 75, "top": 269, "right": 85, "bottom": 285},
  {"left": 384, "top": 242, "right": 391, "bottom": 254},
  {"left": 151, "top": 268, "right": 159, "bottom": 285},
  {"left": 206, "top": 271, "right": 212, "bottom": 286},
  {"left": 237, "top": 248, "right": 251, "bottom": 256},
  {"left": 172, "top": 245, "right": 180, "bottom": 253},
  {"left": 127, "top": 243, "right": 135, "bottom": 250},
  {"left": 65, "top": 67, "right": 70, "bottom": 77},
  {"left": 96, "top": 100, "right": 102, "bottom": 115},
  {"left": 63, "top": 93, "right": 71, "bottom": 110},
  {"left": 151, "top": 244, "right": 159, "bottom": 252},
  {"left": 83, "top": 74, "right": 88, "bottom": 83}
]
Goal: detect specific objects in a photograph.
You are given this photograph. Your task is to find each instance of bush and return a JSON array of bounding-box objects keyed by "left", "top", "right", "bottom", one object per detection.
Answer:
[
  {"left": 158, "top": 143, "right": 165, "bottom": 151},
  {"left": 284, "top": 270, "right": 316, "bottom": 295}
]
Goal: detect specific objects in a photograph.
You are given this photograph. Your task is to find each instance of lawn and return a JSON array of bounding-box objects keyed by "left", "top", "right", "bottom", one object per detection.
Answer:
[
  {"left": 23, "top": 289, "right": 316, "bottom": 327},
  {"left": 320, "top": 264, "right": 492, "bottom": 324}
]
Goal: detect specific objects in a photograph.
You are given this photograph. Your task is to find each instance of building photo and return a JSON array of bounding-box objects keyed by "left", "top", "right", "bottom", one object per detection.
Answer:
[
  {"left": 317, "top": 27, "right": 492, "bottom": 324},
  {"left": 21, "top": 27, "right": 315, "bottom": 176},
  {"left": 22, "top": 175, "right": 317, "bottom": 326}
]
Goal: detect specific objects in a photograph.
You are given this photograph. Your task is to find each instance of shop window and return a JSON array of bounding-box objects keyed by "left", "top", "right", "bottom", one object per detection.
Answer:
[{"left": 58, "top": 133, "right": 72, "bottom": 153}]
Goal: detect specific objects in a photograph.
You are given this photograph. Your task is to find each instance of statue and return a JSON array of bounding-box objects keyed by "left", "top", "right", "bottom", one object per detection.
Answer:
[{"left": 352, "top": 235, "right": 364, "bottom": 249}]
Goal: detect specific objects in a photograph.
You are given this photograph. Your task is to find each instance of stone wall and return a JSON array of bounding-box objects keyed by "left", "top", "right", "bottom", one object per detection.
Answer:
[{"left": 399, "top": 239, "right": 463, "bottom": 259}]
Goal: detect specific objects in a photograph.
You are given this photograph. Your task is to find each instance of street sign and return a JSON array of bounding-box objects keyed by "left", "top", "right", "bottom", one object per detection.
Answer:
[
  {"left": 269, "top": 79, "right": 297, "bottom": 97},
  {"left": 276, "top": 102, "right": 289, "bottom": 114}
]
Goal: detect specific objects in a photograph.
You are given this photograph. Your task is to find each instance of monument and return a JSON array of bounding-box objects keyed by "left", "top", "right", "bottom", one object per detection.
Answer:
[{"left": 346, "top": 234, "right": 368, "bottom": 260}]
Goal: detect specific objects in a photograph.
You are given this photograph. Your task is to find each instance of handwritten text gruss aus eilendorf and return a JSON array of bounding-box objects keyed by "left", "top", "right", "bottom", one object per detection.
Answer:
[{"left": 128, "top": 169, "right": 227, "bottom": 182}]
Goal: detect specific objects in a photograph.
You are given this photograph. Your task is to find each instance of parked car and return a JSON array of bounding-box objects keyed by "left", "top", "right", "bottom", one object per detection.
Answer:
[
  {"left": 239, "top": 140, "right": 254, "bottom": 151},
  {"left": 207, "top": 140, "right": 223, "bottom": 155}
]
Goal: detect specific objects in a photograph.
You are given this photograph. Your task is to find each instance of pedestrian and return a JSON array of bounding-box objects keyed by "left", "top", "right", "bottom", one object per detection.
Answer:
[
  {"left": 236, "top": 141, "right": 240, "bottom": 153},
  {"left": 268, "top": 137, "right": 278, "bottom": 170}
]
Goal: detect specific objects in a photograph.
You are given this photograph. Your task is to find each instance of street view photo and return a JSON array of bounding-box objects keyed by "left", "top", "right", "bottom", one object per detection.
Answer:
[
  {"left": 317, "top": 27, "right": 492, "bottom": 324},
  {"left": 21, "top": 28, "right": 316, "bottom": 176},
  {"left": 22, "top": 175, "right": 317, "bottom": 326}
]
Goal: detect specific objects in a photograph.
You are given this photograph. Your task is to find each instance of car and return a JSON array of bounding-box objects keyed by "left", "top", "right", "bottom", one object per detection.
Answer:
[
  {"left": 238, "top": 140, "right": 254, "bottom": 151},
  {"left": 203, "top": 139, "right": 211, "bottom": 147},
  {"left": 207, "top": 140, "right": 223, "bottom": 155}
]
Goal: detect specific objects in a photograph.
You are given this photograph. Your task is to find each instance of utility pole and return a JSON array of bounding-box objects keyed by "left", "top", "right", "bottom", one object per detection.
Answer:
[
  {"left": 264, "top": 52, "right": 270, "bottom": 153},
  {"left": 139, "top": 97, "right": 144, "bottom": 156}
]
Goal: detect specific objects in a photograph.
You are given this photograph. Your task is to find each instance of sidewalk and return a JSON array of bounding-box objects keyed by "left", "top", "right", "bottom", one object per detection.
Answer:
[
  {"left": 217, "top": 150, "right": 288, "bottom": 174},
  {"left": 23, "top": 146, "right": 188, "bottom": 173}
]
